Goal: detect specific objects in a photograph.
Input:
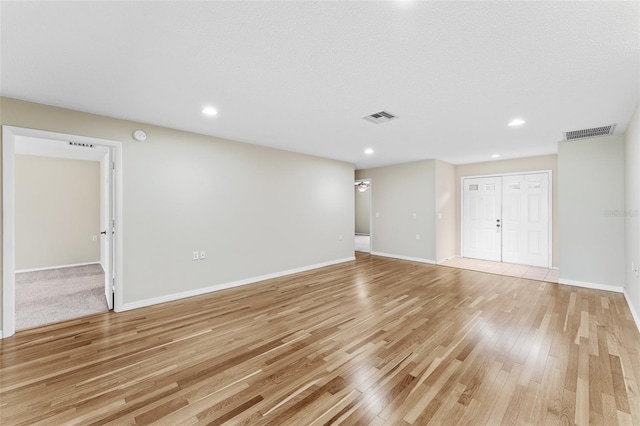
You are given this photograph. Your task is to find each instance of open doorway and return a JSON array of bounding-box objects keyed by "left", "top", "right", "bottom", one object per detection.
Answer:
[
  {"left": 2, "top": 126, "right": 123, "bottom": 338},
  {"left": 15, "top": 153, "right": 107, "bottom": 330},
  {"left": 354, "top": 179, "right": 371, "bottom": 253}
]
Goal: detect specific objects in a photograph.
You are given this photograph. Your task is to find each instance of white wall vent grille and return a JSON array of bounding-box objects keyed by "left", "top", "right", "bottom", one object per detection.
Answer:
[
  {"left": 563, "top": 124, "right": 616, "bottom": 141},
  {"left": 69, "top": 142, "right": 94, "bottom": 148},
  {"left": 363, "top": 110, "right": 398, "bottom": 124}
]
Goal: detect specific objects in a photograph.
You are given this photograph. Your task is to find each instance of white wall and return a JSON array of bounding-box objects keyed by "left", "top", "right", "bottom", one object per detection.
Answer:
[
  {"left": 15, "top": 155, "right": 100, "bottom": 270},
  {"left": 625, "top": 102, "right": 640, "bottom": 328},
  {"left": 0, "top": 97, "right": 355, "bottom": 321},
  {"left": 354, "top": 184, "right": 370, "bottom": 235},
  {"left": 356, "top": 160, "right": 437, "bottom": 262},
  {"left": 435, "top": 160, "right": 456, "bottom": 263},
  {"left": 558, "top": 135, "right": 625, "bottom": 290}
]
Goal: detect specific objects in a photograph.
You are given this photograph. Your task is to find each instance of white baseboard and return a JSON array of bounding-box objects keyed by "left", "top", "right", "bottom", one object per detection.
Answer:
[
  {"left": 624, "top": 288, "right": 640, "bottom": 333},
  {"left": 0, "top": 330, "right": 3, "bottom": 339},
  {"left": 558, "top": 278, "right": 623, "bottom": 294},
  {"left": 16, "top": 261, "right": 101, "bottom": 273},
  {"left": 370, "top": 251, "right": 436, "bottom": 265},
  {"left": 119, "top": 257, "right": 356, "bottom": 312},
  {"left": 436, "top": 255, "right": 457, "bottom": 264}
]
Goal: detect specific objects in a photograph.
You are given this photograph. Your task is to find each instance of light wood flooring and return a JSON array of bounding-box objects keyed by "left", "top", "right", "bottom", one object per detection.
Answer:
[{"left": 1, "top": 253, "right": 639, "bottom": 425}]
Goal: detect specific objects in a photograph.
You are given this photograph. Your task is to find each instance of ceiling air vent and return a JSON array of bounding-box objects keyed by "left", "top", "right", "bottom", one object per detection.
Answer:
[
  {"left": 69, "top": 142, "right": 94, "bottom": 148},
  {"left": 362, "top": 110, "right": 398, "bottom": 124},
  {"left": 563, "top": 124, "right": 616, "bottom": 141}
]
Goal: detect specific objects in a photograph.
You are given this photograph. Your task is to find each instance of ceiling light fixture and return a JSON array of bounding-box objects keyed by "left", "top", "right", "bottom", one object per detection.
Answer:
[
  {"left": 508, "top": 118, "right": 526, "bottom": 126},
  {"left": 364, "top": 148, "right": 374, "bottom": 155},
  {"left": 355, "top": 181, "right": 370, "bottom": 192},
  {"left": 202, "top": 106, "right": 218, "bottom": 116}
]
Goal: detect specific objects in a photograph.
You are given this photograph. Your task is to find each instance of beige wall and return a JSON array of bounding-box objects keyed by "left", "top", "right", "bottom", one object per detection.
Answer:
[
  {"left": 1, "top": 97, "right": 355, "bottom": 325},
  {"left": 559, "top": 135, "right": 625, "bottom": 288},
  {"left": 455, "top": 155, "right": 559, "bottom": 267},
  {"left": 625, "top": 102, "right": 640, "bottom": 323},
  {"left": 435, "top": 160, "right": 456, "bottom": 262},
  {"left": 357, "top": 160, "right": 437, "bottom": 262},
  {"left": 354, "top": 184, "right": 370, "bottom": 235},
  {"left": 15, "top": 155, "right": 100, "bottom": 270}
]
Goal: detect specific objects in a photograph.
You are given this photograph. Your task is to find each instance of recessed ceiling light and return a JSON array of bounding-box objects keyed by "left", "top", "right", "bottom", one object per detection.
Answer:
[
  {"left": 202, "top": 106, "right": 218, "bottom": 116},
  {"left": 508, "top": 118, "right": 526, "bottom": 126},
  {"left": 364, "top": 148, "right": 374, "bottom": 155},
  {"left": 491, "top": 154, "right": 500, "bottom": 158}
]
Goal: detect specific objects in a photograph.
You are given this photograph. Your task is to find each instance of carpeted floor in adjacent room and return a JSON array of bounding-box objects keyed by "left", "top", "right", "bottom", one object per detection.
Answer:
[{"left": 15, "top": 264, "right": 108, "bottom": 331}]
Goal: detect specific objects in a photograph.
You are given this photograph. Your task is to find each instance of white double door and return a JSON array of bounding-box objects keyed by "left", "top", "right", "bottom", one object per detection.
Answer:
[{"left": 463, "top": 173, "right": 550, "bottom": 267}]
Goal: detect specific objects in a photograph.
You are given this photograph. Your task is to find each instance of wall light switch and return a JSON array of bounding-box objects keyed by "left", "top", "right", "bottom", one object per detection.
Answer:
[
  {"left": 412, "top": 213, "right": 417, "bottom": 219},
  {"left": 92, "top": 235, "right": 97, "bottom": 241},
  {"left": 376, "top": 212, "right": 380, "bottom": 218},
  {"left": 416, "top": 234, "right": 420, "bottom": 240},
  {"left": 338, "top": 234, "right": 342, "bottom": 241},
  {"left": 437, "top": 213, "right": 443, "bottom": 220},
  {"left": 193, "top": 251, "right": 199, "bottom": 261},
  {"left": 200, "top": 250, "right": 206, "bottom": 260}
]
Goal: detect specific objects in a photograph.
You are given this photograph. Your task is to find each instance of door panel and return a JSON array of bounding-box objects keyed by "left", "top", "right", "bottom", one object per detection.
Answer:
[
  {"left": 502, "top": 173, "right": 549, "bottom": 267},
  {"left": 463, "top": 177, "right": 502, "bottom": 261},
  {"left": 102, "top": 148, "right": 114, "bottom": 310}
]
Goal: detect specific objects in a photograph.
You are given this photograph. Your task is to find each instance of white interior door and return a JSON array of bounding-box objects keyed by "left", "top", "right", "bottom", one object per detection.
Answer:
[
  {"left": 463, "top": 177, "right": 502, "bottom": 261},
  {"left": 101, "top": 148, "right": 114, "bottom": 310},
  {"left": 502, "top": 173, "right": 550, "bottom": 267}
]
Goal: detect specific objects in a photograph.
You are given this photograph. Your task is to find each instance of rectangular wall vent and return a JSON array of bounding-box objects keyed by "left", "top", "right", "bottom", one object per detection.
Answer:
[
  {"left": 69, "top": 142, "right": 94, "bottom": 148},
  {"left": 363, "top": 110, "right": 398, "bottom": 124},
  {"left": 563, "top": 124, "right": 616, "bottom": 141}
]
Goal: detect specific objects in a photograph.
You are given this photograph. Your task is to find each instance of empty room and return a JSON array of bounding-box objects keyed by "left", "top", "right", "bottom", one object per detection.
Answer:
[{"left": 1, "top": 1, "right": 639, "bottom": 425}]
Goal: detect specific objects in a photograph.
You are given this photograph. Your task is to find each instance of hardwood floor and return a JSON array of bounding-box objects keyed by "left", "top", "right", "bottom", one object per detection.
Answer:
[{"left": 1, "top": 253, "right": 639, "bottom": 425}]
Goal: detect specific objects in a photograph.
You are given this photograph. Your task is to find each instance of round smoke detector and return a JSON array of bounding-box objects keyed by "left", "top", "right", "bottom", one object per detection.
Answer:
[{"left": 132, "top": 130, "right": 147, "bottom": 141}]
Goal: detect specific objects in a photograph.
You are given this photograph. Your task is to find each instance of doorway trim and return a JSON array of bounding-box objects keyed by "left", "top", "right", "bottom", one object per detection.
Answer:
[
  {"left": 354, "top": 177, "right": 372, "bottom": 253},
  {"left": 2, "top": 126, "right": 124, "bottom": 338},
  {"left": 460, "top": 170, "right": 553, "bottom": 268}
]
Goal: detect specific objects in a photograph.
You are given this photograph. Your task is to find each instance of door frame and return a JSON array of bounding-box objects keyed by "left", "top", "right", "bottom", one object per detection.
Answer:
[
  {"left": 2, "top": 126, "right": 124, "bottom": 338},
  {"left": 460, "top": 170, "right": 553, "bottom": 267},
  {"left": 354, "top": 177, "right": 372, "bottom": 253}
]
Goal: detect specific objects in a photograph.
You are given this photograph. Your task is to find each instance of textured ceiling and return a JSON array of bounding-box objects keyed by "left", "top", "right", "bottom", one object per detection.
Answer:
[{"left": 1, "top": 1, "right": 639, "bottom": 168}]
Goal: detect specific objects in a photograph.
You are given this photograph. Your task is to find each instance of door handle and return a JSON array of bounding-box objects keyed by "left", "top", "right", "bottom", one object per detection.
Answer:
[{"left": 100, "top": 230, "right": 107, "bottom": 235}]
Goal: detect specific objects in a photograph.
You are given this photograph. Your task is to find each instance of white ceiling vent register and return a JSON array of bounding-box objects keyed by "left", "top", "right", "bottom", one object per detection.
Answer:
[
  {"left": 563, "top": 124, "right": 616, "bottom": 141},
  {"left": 69, "top": 142, "right": 94, "bottom": 148},
  {"left": 362, "top": 110, "right": 398, "bottom": 124}
]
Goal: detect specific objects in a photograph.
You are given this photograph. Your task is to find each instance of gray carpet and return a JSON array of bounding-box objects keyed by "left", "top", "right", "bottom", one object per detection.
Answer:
[{"left": 16, "top": 264, "right": 109, "bottom": 330}]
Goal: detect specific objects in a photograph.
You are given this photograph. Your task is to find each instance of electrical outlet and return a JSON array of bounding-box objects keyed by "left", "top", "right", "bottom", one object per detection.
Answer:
[
  {"left": 200, "top": 250, "right": 206, "bottom": 260},
  {"left": 376, "top": 212, "right": 380, "bottom": 218},
  {"left": 338, "top": 234, "right": 342, "bottom": 241},
  {"left": 92, "top": 235, "right": 97, "bottom": 241},
  {"left": 416, "top": 234, "right": 420, "bottom": 240},
  {"left": 193, "top": 251, "right": 199, "bottom": 261}
]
